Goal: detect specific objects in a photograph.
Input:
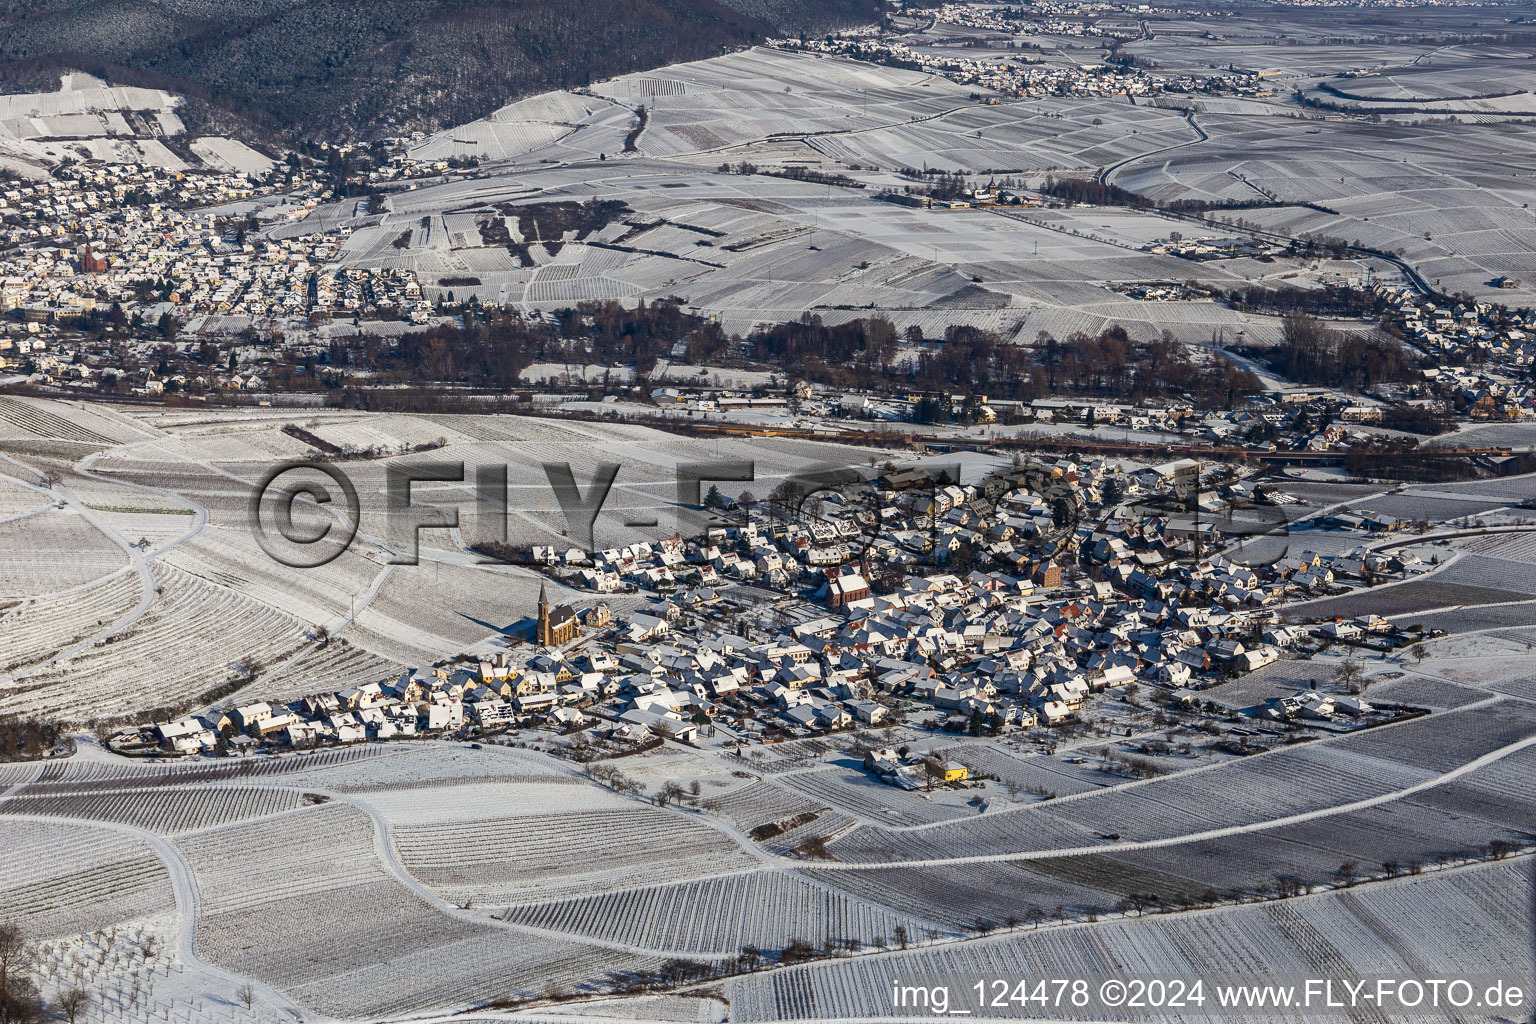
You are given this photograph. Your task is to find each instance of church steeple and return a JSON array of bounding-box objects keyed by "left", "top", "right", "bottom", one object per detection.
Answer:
[{"left": 537, "top": 582, "right": 550, "bottom": 646}]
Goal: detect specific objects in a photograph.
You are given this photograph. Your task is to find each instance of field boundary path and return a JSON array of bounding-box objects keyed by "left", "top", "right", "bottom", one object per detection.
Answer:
[
  {"left": 0, "top": 439, "right": 208, "bottom": 681},
  {"left": 0, "top": 810, "right": 311, "bottom": 1021}
]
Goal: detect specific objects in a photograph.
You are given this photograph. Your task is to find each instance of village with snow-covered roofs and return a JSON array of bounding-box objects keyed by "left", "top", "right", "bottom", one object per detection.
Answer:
[
  {"left": 116, "top": 450, "right": 1429, "bottom": 774},
  {"left": 0, "top": 159, "right": 434, "bottom": 375},
  {"left": 778, "top": 7, "right": 1263, "bottom": 100}
]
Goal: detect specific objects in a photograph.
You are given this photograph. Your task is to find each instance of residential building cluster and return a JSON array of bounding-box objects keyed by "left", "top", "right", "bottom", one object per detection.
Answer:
[
  {"left": 114, "top": 452, "right": 1425, "bottom": 760},
  {"left": 779, "top": 37, "right": 1164, "bottom": 98},
  {"left": 0, "top": 160, "right": 432, "bottom": 356}
]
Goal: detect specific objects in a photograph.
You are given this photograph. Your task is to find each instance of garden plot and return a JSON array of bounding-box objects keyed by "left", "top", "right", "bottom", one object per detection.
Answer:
[
  {"left": 0, "top": 508, "right": 127, "bottom": 597},
  {"left": 0, "top": 819, "right": 174, "bottom": 939},
  {"left": 598, "top": 743, "right": 728, "bottom": 791},
  {"left": 726, "top": 858, "right": 1532, "bottom": 1022},
  {"left": 739, "top": 736, "right": 854, "bottom": 774},
  {"left": 28, "top": 914, "right": 272, "bottom": 1024},
  {"left": 758, "top": 809, "right": 861, "bottom": 859},
  {"left": 385, "top": 789, "right": 758, "bottom": 905},
  {"left": 505, "top": 867, "right": 931, "bottom": 954}
]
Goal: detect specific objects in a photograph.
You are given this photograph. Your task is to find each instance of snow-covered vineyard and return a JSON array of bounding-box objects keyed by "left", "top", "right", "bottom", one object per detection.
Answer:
[
  {"left": 1, "top": 394, "right": 1534, "bottom": 1021},
  {"left": 0, "top": 709, "right": 1529, "bottom": 1021}
]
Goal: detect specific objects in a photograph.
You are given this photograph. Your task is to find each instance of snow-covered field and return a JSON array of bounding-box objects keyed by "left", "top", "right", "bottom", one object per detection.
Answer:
[
  {"left": 188, "top": 137, "right": 276, "bottom": 176},
  {"left": 280, "top": 46, "right": 1379, "bottom": 345},
  {"left": 0, "top": 692, "right": 1529, "bottom": 1021},
  {"left": 0, "top": 74, "right": 276, "bottom": 177}
]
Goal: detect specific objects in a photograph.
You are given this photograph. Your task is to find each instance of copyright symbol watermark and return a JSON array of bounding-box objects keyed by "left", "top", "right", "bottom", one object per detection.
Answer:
[{"left": 248, "top": 461, "right": 360, "bottom": 569}]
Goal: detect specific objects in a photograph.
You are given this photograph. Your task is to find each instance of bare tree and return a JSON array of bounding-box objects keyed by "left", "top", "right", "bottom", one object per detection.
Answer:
[
  {"left": 0, "top": 923, "right": 22, "bottom": 980},
  {"left": 56, "top": 984, "right": 90, "bottom": 1023},
  {"left": 236, "top": 982, "right": 256, "bottom": 1010},
  {"left": 892, "top": 924, "right": 908, "bottom": 950},
  {"left": 0, "top": 923, "right": 30, "bottom": 1014},
  {"left": 922, "top": 757, "right": 944, "bottom": 792},
  {"left": 1333, "top": 657, "right": 1366, "bottom": 695}
]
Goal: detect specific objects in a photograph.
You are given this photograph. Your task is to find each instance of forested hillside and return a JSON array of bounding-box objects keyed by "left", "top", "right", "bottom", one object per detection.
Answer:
[{"left": 0, "top": 0, "right": 880, "bottom": 139}]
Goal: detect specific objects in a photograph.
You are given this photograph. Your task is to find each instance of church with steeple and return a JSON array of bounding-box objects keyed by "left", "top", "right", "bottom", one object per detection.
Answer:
[{"left": 535, "top": 582, "right": 579, "bottom": 647}]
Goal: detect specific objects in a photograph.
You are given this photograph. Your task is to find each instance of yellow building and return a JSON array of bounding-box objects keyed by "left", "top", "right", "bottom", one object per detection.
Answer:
[{"left": 925, "top": 758, "right": 969, "bottom": 784}]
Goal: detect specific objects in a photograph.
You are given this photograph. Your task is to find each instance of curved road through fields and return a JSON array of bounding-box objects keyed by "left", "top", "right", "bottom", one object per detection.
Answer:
[{"left": 1097, "top": 108, "right": 1208, "bottom": 186}]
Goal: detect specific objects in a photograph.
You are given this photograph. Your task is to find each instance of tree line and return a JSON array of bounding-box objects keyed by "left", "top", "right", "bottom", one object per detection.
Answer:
[
  {"left": 0, "top": 719, "right": 64, "bottom": 763},
  {"left": 1269, "top": 313, "right": 1418, "bottom": 388}
]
